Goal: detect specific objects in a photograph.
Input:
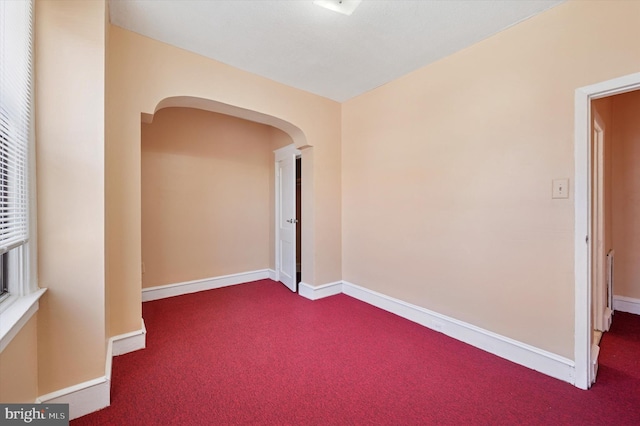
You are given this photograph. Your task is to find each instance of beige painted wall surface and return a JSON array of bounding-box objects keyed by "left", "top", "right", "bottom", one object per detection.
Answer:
[
  {"left": 142, "top": 107, "right": 289, "bottom": 287},
  {"left": 0, "top": 316, "right": 38, "bottom": 402},
  {"left": 342, "top": 0, "right": 640, "bottom": 359},
  {"left": 107, "top": 25, "right": 341, "bottom": 336},
  {"left": 611, "top": 90, "right": 640, "bottom": 300},
  {"left": 36, "top": 0, "right": 106, "bottom": 394}
]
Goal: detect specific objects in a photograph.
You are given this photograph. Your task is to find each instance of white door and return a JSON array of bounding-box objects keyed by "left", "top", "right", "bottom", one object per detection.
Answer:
[
  {"left": 277, "top": 152, "right": 297, "bottom": 292},
  {"left": 592, "top": 114, "right": 609, "bottom": 332}
]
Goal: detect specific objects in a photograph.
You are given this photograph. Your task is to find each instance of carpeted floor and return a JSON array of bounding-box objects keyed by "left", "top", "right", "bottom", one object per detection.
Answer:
[{"left": 72, "top": 279, "right": 640, "bottom": 425}]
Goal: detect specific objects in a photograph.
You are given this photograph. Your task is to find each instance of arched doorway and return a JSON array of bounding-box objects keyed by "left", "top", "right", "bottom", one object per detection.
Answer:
[{"left": 140, "top": 97, "right": 311, "bottom": 299}]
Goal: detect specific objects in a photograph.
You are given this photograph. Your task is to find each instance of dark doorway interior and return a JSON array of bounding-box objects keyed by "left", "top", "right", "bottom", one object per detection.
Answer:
[{"left": 296, "top": 157, "right": 301, "bottom": 286}]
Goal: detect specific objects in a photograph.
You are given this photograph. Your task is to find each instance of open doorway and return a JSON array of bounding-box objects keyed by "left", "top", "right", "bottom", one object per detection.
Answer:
[
  {"left": 590, "top": 99, "right": 612, "bottom": 377},
  {"left": 575, "top": 72, "right": 640, "bottom": 389},
  {"left": 274, "top": 144, "right": 302, "bottom": 292},
  {"left": 590, "top": 89, "right": 640, "bottom": 382},
  {"left": 296, "top": 157, "right": 302, "bottom": 286},
  {"left": 140, "top": 107, "right": 294, "bottom": 296}
]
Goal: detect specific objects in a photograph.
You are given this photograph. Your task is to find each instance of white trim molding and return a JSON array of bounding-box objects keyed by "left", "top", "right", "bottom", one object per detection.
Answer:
[
  {"left": 613, "top": 295, "right": 640, "bottom": 315},
  {"left": 112, "top": 319, "right": 147, "bottom": 356},
  {"left": 37, "top": 377, "right": 109, "bottom": 421},
  {"left": 0, "top": 288, "right": 46, "bottom": 353},
  {"left": 142, "top": 269, "right": 272, "bottom": 302},
  {"left": 574, "top": 72, "right": 640, "bottom": 390},
  {"left": 274, "top": 144, "right": 301, "bottom": 292},
  {"left": 37, "top": 319, "right": 147, "bottom": 420},
  {"left": 274, "top": 144, "right": 301, "bottom": 161},
  {"left": 342, "top": 281, "right": 575, "bottom": 385},
  {"left": 298, "top": 281, "right": 342, "bottom": 300},
  {"left": 106, "top": 318, "right": 147, "bottom": 382}
]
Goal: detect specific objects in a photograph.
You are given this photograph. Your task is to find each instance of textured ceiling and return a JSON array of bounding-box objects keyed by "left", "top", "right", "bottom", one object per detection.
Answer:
[{"left": 109, "top": 0, "right": 565, "bottom": 102}]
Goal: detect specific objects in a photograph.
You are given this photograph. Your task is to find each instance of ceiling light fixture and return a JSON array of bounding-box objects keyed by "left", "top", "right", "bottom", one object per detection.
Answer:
[{"left": 313, "top": 0, "right": 362, "bottom": 16}]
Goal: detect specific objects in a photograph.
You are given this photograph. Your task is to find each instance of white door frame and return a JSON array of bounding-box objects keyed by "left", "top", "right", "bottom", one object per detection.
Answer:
[
  {"left": 574, "top": 72, "right": 640, "bottom": 389},
  {"left": 274, "top": 144, "right": 301, "bottom": 286}
]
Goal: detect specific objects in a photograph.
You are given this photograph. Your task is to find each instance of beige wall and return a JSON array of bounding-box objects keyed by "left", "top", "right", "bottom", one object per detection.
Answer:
[
  {"left": 107, "top": 25, "right": 342, "bottom": 337},
  {"left": 0, "top": 316, "right": 38, "bottom": 402},
  {"left": 35, "top": 0, "right": 106, "bottom": 394},
  {"left": 141, "top": 107, "right": 290, "bottom": 287},
  {"left": 342, "top": 0, "right": 640, "bottom": 359},
  {"left": 9, "top": 0, "right": 639, "bottom": 404},
  {"left": 611, "top": 90, "right": 640, "bottom": 300}
]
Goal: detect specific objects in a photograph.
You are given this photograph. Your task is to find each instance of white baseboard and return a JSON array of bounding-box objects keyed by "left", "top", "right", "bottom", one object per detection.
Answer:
[
  {"left": 603, "top": 307, "right": 612, "bottom": 331},
  {"left": 106, "top": 319, "right": 147, "bottom": 384},
  {"left": 37, "top": 375, "right": 110, "bottom": 420},
  {"left": 37, "top": 319, "right": 147, "bottom": 420},
  {"left": 341, "top": 280, "right": 575, "bottom": 385},
  {"left": 298, "top": 281, "right": 342, "bottom": 300},
  {"left": 112, "top": 319, "right": 147, "bottom": 356},
  {"left": 142, "top": 269, "right": 272, "bottom": 302},
  {"left": 613, "top": 295, "right": 640, "bottom": 315},
  {"left": 268, "top": 269, "right": 276, "bottom": 280}
]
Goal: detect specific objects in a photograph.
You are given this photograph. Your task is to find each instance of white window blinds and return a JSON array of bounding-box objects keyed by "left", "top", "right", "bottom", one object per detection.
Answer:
[{"left": 0, "top": 0, "right": 32, "bottom": 255}]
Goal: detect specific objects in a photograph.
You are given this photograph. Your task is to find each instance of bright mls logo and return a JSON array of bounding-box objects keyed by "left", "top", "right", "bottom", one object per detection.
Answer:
[{"left": 1, "top": 404, "right": 68, "bottom": 425}]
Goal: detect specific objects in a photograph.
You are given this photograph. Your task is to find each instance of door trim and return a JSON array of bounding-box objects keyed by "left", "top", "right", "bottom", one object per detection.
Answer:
[
  {"left": 274, "top": 144, "right": 301, "bottom": 286},
  {"left": 574, "top": 72, "right": 640, "bottom": 390}
]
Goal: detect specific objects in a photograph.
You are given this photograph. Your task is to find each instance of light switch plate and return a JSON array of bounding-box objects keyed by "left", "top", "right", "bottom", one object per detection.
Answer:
[{"left": 552, "top": 178, "right": 569, "bottom": 199}]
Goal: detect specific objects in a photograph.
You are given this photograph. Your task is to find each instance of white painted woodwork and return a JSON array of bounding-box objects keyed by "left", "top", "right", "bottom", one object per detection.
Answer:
[
  {"left": 592, "top": 113, "right": 608, "bottom": 333},
  {"left": 274, "top": 145, "right": 300, "bottom": 292},
  {"left": 613, "top": 295, "right": 640, "bottom": 315},
  {"left": 37, "top": 319, "right": 146, "bottom": 420},
  {"left": 574, "top": 72, "right": 640, "bottom": 390},
  {"left": 141, "top": 269, "right": 275, "bottom": 302}
]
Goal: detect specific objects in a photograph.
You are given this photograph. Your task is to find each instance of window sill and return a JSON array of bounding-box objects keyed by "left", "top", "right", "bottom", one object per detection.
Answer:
[{"left": 0, "top": 288, "right": 46, "bottom": 353}]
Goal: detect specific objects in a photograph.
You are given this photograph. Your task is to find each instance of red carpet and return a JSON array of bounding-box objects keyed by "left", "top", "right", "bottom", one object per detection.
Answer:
[{"left": 73, "top": 280, "right": 640, "bottom": 425}]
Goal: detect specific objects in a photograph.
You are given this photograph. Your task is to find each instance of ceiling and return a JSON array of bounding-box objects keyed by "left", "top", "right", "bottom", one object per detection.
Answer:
[{"left": 109, "top": 0, "right": 565, "bottom": 102}]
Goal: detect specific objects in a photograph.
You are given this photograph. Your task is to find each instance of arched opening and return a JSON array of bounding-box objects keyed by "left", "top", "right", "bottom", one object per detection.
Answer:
[
  {"left": 140, "top": 96, "right": 312, "bottom": 298},
  {"left": 144, "top": 96, "right": 309, "bottom": 149}
]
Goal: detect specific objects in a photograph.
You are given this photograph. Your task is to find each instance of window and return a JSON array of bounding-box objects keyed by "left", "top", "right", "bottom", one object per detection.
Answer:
[
  {"left": 0, "top": 0, "right": 32, "bottom": 306},
  {"left": 0, "top": 253, "right": 7, "bottom": 299},
  {"left": 0, "top": 1, "right": 32, "bottom": 262},
  {"left": 0, "top": 0, "right": 40, "bottom": 352}
]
